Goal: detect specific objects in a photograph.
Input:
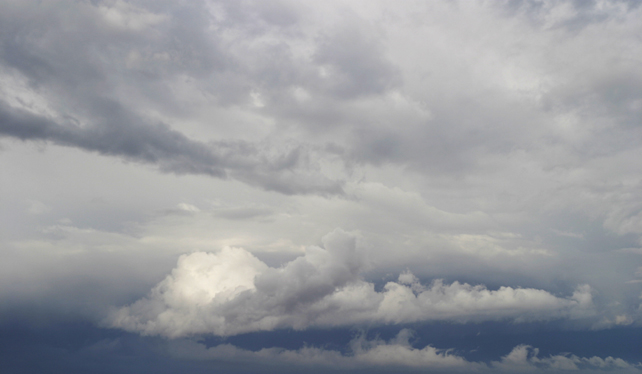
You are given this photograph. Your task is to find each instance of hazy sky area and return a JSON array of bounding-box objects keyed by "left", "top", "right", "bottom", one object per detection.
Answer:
[{"left": 2, "top": 0, "right": 642, "bottom": 373}]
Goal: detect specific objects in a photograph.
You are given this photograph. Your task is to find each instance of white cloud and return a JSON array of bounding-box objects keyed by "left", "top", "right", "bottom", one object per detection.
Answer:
[
  {"left": 170, "top": 329, "right": 477, "bottom": 370},
  {"left": 492, "top": 345, "right": 639, "bottom": 373},
  {"left": 167, "top": 330, "right": 640, "bottom": 373},
  {"left": 109, "top": 229, "right": 595, "bottom": 338}
]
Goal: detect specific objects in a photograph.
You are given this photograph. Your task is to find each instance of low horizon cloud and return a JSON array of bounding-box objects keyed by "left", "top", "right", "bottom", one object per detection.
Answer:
[
  {"left": 168, "top": 330, "right": 641, "bottom": 373},
  {"left": 109, "top": 229, "right": 595, "bottom": 338}
]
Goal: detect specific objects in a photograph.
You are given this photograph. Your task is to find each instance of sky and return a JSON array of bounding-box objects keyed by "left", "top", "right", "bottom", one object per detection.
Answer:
[{"left": 1, "top": 0, "right": 642, "bottom": 373}]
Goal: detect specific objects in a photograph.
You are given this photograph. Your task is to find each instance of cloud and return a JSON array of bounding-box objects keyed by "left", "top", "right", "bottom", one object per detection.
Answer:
[
  {"left": 3, "top": 0, "right": 642, "bottom": 203},
  {"left": 0, "top": 0, "right": 345, "bottom": 196},
  {"left": 109, "top": 229, "right": 595, "bottom": 338},
  {"left": 3, "top": 0, "right": 642, "bottom": 369},
  {"left": 493, "top": 344, "right": 640, "bottom": 373},
  {"left": 0, "top": 99, "right": 343, "bottom": 195},
  {"left": 168, "top": 330, "right": 641, "bottom": 373},
  {"left": 170, "top": 329, "right": 477, "bottom": 371},
  {"left": 312, "top": 17, "right": 400, "bottom": 99}
]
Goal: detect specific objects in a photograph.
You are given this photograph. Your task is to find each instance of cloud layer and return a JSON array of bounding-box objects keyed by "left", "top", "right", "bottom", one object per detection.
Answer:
[
  {"left": 3, "top": 0, "right": 642, "bottom": 371},
  {"left": 169, "top": 330, "right": 641, "bottom": 373}
]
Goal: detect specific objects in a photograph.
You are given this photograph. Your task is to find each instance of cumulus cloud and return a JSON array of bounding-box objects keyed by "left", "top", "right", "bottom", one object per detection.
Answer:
[
  {"left": 170, "top": 329, "right": 477, "bottom": 371},
  {"left": 109, "top": 229, "right": 595, "bottom": 338},
  {"left": 168, "top": 330, "right": 641, "bottom": 373},
  {"left": 493, "top": 344, "right": 641, "bottom": 373}
]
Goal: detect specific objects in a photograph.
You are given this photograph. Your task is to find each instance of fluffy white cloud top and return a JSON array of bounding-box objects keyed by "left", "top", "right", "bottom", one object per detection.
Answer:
[{"left": 109, "top": 230, "right": 594, "bottom": 337}]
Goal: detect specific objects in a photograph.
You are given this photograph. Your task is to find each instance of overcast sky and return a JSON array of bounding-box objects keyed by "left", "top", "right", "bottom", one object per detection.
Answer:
[{"left": 2, "top": 0, "right": 642, "bottom": 373}]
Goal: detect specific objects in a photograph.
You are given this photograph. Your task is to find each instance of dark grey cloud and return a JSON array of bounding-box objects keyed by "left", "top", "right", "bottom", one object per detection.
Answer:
[
  {"left": 3, "top": 0, "right": 642, "bottom": 183},
  {"left": 0, "top": 99, "right": 225, "bottom": 176},
  {"left": 2, "top": 321, "right": 641, "bottom": 374},
  {"left": 0, "top": 0, "right": 396, "bottom": 188},
  {"left": 0, "top": 0, "right": 344, "bottom": 195},
  {"left": 0, "top": 99, "right": 342, "bottom": 194}
]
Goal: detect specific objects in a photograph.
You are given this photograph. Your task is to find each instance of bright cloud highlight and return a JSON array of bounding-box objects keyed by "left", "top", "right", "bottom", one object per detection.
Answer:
[{"left": 110, "top": 230, "right": 594, "bottom": 337}]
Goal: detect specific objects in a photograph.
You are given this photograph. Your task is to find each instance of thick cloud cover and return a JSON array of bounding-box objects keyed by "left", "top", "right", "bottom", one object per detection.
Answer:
[
  {"left": 3, "top": 0, "right": 642, "bottom": 372},
  {"left": 169, "top": 330, "right": 641, "bottom": 373}
]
